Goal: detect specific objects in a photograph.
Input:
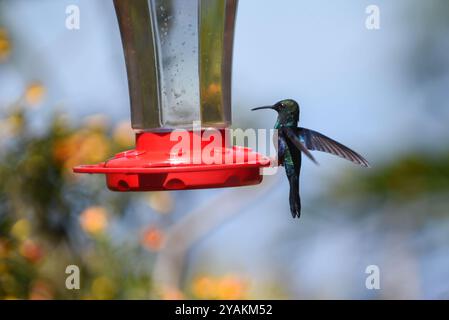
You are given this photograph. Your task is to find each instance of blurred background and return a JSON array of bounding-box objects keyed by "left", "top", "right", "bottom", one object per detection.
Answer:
[{"left": 1, "top": 0, "right": 449, "bottom": 299}]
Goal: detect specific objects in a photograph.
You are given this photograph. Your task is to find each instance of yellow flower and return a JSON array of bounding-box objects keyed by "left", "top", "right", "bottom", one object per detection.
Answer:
[
  {"left": 141, "top": 226, "right": 164, "bottom": 251},
  {"left": 19, "top": 239, "right": 44, "bottom": 263},
  {"left": 91, "top": 276, "right": 117, "bottom": 300},
  {"left": 216, "top": 275, "right": 247, "bottom": 300},
  {"left": 161, "top": 287, "right": 184, "bottom": 300},
  {"left": 192, "top": 274, "right": 248, "bottom": 300},
  {"left": 147, "top": 192, "right": 174, "bottom": 214},
  {"left": 53, "top": 131, "right": 110, "bottom": 176},
  {"left": 10, "top": 219, "right": 31, "bottom": 241},
  {"left": 77, "top": 133, "right": 110, "bottom": 163},
  {"left": 25, "top": 82, "right": 46, "bottom": 106},
  {"left": 29, "top": 280, "right": 53, "bottom": 300},
  {"left": 79, "top": 206, "right": 108, "bottom": 235},
  {"left": 192, "top": 276, "right": 217, "bottom": 299},
  {"left": 0, "top": 28, "right": 11, "bottom": 62},
  {"left": 113, "top": 120, "right": 134, "bottom": 147}
]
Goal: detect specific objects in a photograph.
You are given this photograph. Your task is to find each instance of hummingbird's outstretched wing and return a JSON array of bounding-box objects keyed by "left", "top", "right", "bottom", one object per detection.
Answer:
[
  {"left": 282, "top": 128, "right": 318, "bottom": 165},
  {"left": 298, "top": 127, "right": 370, "bottom": 167}
]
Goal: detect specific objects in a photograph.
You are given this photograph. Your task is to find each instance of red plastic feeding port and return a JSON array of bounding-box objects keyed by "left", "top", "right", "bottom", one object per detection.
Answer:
[{"left": 73, "top": 129, "right": 270, "bottom": 191}]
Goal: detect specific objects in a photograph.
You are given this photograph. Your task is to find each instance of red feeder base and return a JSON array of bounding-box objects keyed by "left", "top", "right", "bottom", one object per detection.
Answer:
[{"left": 73, "top": 129, "right": 270, "bottom": 191}]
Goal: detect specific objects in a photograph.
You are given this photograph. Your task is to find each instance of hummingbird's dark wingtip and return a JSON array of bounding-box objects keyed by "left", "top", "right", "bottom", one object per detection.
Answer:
[{"left": 358, "top": 157, "right": 371, "bottom": 168}]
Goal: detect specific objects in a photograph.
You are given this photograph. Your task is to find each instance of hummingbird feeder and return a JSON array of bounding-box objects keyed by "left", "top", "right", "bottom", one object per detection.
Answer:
[{"left": 73, "top": 0, "right": 270, "bottom": 191}]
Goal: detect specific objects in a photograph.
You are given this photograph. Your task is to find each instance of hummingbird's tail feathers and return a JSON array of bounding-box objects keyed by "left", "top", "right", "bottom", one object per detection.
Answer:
[
  {"left": 283, "top": 128, "right": 319, "bottom": 166},
  {"left": 288, "top": 175, "right": 301, "bottom": 218},
  {"left": 298, "top": 127, "right": 370, "bottom": 168}
]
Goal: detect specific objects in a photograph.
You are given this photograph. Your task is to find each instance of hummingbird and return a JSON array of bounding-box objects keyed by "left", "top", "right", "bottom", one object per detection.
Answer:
[{"left": 252, "top": 99, "right": 370, "bottom": 219}]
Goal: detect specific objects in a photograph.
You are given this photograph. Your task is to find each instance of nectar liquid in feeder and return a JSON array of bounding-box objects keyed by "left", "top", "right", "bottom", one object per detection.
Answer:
[{"left": 74, "top": 0, "right": 270, "bottom": 191}]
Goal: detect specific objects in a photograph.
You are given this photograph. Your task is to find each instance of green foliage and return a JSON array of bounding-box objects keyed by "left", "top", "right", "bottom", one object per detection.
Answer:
[
  {"left": 0, "top": 102, "right": 155, "bottom": 299},
  {"left": 334, "top": 153, "right": 449, "bottom": 201}
]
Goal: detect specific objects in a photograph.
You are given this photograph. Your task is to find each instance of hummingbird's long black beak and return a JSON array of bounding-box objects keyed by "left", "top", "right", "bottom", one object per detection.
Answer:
[{"left": 251, "top": 106, "right": 274, "bottom": 111}]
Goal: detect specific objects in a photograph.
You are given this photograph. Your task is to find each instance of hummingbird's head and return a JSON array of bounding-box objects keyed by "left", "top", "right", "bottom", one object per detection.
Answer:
[{"left": 251, "top": 99, "right": 299, "bottom": 126}]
